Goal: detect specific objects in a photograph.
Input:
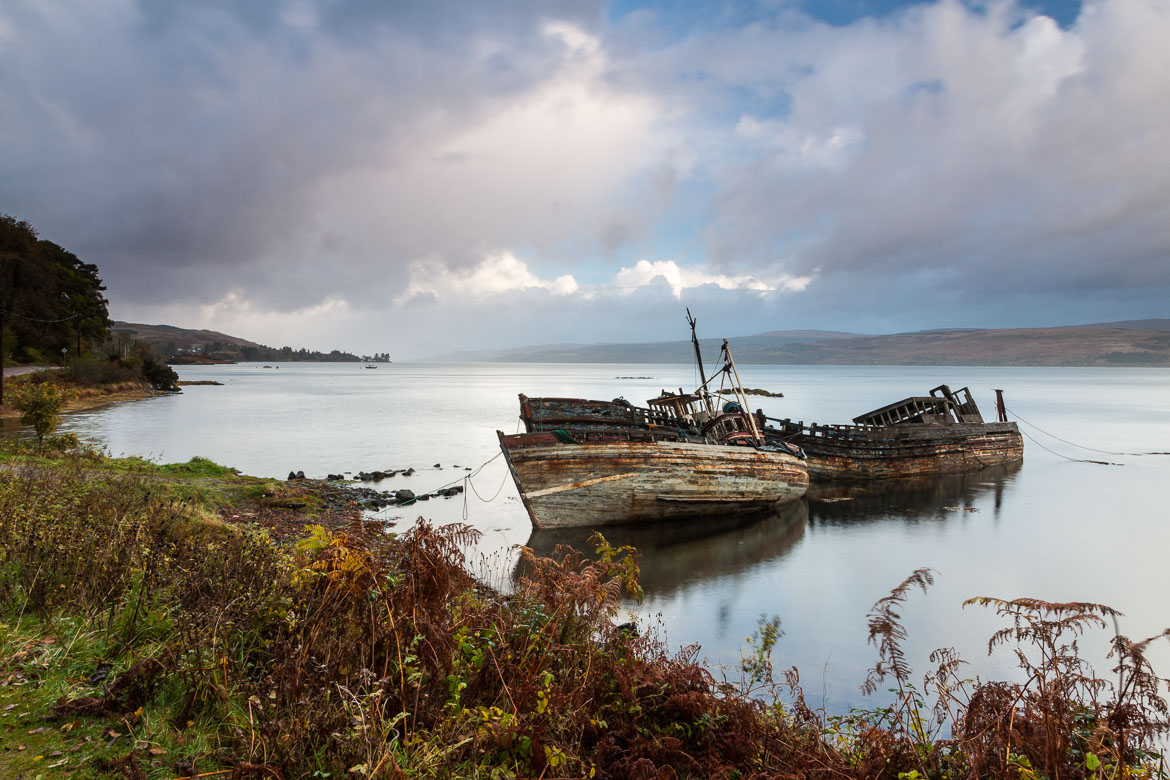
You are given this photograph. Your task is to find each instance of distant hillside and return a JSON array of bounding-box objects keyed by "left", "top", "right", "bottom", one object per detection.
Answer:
[
  {"left": 111, "top": 322, "right": 261, "bottom": 351},
  {"left": 1084, "top": 319, "right": 1170, "bottom": 332},
  {"left": 422, "top": 322, "right": 1170, "bottom": 366},
  {"left": 423, "top": 330, "right": 861, "bottom": 363},
  {"left": 765, "top": 326, "right": 1170, "bottom": 366},
  {"left": 111, "top": 321, "right": 389, "bottom": 363}
]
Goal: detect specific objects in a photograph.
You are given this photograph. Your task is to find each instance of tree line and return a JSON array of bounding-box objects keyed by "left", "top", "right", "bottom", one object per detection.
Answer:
[
  {"left": 170, "top": 343, "right": 388, "bottom": 363},
  {"left": 1, "top": 214, "right": 180, "bottom": 403}
]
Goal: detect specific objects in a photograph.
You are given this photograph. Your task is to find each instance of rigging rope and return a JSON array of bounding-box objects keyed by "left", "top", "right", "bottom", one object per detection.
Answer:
[{"left": 1006, "top": 407, "right": 1170, "bottom": 457}]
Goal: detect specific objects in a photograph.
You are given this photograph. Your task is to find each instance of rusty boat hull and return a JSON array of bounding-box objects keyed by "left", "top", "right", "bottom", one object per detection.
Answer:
[
  {"left": 498, "top": 431, "right": 809, "bottom": 529},
  {"left": 780, "top": 421, "right": 1024, "bottom": 482}
]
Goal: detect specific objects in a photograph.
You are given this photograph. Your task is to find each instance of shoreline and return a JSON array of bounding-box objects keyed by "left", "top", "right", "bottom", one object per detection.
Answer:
[{"left": 0, "top": 381, "right": 162, "bottom": 419}]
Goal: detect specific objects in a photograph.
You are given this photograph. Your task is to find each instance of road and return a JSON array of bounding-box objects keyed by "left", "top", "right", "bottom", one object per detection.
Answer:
[{"left": 3, "top": 366, "right": 59, "bottom": 377}]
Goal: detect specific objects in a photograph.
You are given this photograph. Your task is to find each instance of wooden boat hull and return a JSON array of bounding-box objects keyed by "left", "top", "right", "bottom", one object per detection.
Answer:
[
  {"left": 498, "top": 431, "right": 809, "bottom": 529},
  {"left": 785, "top": 421, "right": 1023, "bottom": 482}
]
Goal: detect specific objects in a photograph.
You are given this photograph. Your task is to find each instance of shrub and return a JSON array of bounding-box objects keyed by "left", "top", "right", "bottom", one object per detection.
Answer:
[
  {"left": 60, "top": 347, "right": 178, "bottom": 391},
  {"left": 7, "top": 380, "right": 75, "bottom": 445},
  {"left": 140, "top": 353, "right": 179, "bottom": 391},
  {"left": 61, "top": 354, "right": 139, "bottom": 385}
]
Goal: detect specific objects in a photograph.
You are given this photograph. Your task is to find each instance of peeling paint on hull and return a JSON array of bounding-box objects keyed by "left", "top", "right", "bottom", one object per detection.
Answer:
[{"left": 498, "top": 432, "right": 809, "bottom": 529}]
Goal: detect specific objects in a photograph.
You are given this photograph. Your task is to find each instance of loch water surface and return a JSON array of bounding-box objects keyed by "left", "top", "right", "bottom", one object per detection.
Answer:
[{"left": 49, "top": 363, "right": 1170, "bottom": 711}]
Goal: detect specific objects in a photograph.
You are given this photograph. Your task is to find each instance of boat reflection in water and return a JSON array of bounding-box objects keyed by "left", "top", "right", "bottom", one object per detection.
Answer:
[
  {"left": 805, "top": 460, "right": 1022, "bottom": 525},
  {"left": 519, "top": 461, "right": 1021, "bottom": 601},
  {"left": 521, "top": 499, "right": 808, "bottom": 596}
]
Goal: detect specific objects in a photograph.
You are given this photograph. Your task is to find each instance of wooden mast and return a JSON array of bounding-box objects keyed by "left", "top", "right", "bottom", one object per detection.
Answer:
[{"left": 687, "top": 308, "right": 715, "bottom": 417}]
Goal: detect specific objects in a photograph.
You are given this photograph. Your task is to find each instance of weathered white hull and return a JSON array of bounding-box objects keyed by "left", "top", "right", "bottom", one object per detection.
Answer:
[{"left": 498, "top": 431, "right": 809, "bottom": 529}]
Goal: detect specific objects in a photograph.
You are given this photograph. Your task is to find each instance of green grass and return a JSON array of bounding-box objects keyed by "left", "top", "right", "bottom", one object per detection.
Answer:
[
  {"left": 149, "top": 455, "right": 239, "bottom": 479},
  {"left": 0, "top": 439, "right": 327, "bottom": 515},
  {"left": 0, "top": 615, "right": 227, "bottom": 779}
]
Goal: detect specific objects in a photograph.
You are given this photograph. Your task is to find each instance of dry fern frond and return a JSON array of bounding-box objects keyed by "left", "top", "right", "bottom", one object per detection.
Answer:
[{"left": 861, "top": 568, "right": 935, "bottom": 696}]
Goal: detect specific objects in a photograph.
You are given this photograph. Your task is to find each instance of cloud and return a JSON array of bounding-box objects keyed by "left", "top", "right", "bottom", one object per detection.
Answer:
[
  {"left": 684, "top": 0, "right": 1170, "bottom": 297},
  {"left": 0, "top": 2, "right": 648, "bottom": 303},
  {"left": 3, "top": 0, "right": 1169, "bottom": 357},
  {"left": 613, "top": 259, "right": 810, "bottom": 297},
  {"left": 398, "top": 251, "right": 579, "bottom": 303}
]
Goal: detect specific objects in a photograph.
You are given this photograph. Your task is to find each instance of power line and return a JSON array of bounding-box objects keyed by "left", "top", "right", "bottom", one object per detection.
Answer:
[{"left": 0, "top": 308, "right": 81, "bottom": 324}]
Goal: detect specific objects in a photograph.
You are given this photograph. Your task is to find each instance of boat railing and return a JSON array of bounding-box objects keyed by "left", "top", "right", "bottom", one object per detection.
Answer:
[
  {"left": 768, "top": 418, "right": 886, "bottom": 437},
  {"left": 558, "top": 427, "right": 712, "bottom": 444},
  {"left": 524, "top": 396, "right": 695, "bottom": 433}
]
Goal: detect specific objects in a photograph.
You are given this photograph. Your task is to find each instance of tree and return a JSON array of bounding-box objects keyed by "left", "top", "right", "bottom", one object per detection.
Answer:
[
  {"left": 0, "top": 215, "right": 111, "bottom": 404},
  {"left": 42, "top": 240, "right": 111, "bottom": 355},
  {"left": 8, "top": 381, "right": 75, "bottom": 446},
  {"left": 0, "top": 215, "right": 44, "bottom": 405}
]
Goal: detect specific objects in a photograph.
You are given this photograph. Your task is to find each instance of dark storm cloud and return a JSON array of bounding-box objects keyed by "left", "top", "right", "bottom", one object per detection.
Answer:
[{"left": 1, "top": 0, "right": 608, "bottom": 307}]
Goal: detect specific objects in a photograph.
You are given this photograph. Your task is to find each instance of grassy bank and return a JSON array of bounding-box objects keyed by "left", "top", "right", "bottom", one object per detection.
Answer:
[
  {"left": 0, "top": 442, "right": 1167, "bottom": 778},
  {"left": 1, "top": 352, "right": 181, "bottom": 419}
]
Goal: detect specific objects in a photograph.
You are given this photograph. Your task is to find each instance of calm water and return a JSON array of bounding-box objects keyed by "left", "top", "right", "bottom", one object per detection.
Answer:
[{"left": 26, "top": 363, "right": 1170, "bottom": 711}]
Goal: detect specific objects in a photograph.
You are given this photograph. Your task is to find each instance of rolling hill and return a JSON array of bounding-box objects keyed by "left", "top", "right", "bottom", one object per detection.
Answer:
[{"left": 421, "top": 321, "right": 1170, "bottom": 366}]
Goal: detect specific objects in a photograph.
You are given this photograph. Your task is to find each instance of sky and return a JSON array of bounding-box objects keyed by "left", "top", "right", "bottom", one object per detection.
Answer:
[{"left": 2, "top": 0, "right": 1168, "bottom": 359}]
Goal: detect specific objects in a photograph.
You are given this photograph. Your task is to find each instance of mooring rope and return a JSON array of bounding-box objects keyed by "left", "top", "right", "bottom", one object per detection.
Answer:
[
  {"left": 462, "top": 451, "right": 509, "bottom": 520},
  {"left": 369, "top": 450, "right": 506, "bottom": 519},
  {"left": 1006, "top": 407, "right": 1170, "bottom": 457},
  {"left": 1017, "top": 428, "right": 1123, "bottom": 466}
]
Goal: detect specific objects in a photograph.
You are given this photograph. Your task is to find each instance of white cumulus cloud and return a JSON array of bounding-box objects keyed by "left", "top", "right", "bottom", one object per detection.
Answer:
[
  {"left": 613, "top": 259, "right": 811, "bottom": 298},
  {"left": 397, "top": 251, "right": 579, "bottom": 303}
]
